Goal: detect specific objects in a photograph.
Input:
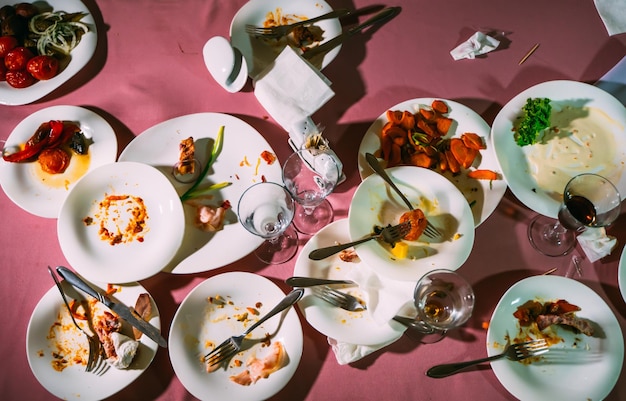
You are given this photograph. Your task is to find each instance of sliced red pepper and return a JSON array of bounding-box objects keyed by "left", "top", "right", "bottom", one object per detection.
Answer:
[
  {"left": 45, "top": 120, "right": 66, "bottom": 148},
  {"left": 2, "top": 122, "right": 51, "bottom": 162}
]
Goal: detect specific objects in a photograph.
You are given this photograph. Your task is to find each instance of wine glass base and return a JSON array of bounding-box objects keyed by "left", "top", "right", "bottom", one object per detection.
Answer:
[
  {"left": 293, "top": 200, "right": 334, "bottom": 235},
  {"left": 528, "top": 214, "right": 576, "bottom": 257},
  {"left": 254, "top": 225, "right": 299, "bottom": 264}
]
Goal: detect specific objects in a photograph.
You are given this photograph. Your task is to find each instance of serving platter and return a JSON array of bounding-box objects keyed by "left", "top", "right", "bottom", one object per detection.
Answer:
[
  {"left": 26, "top": 280, "right": 160, "bottom": 401},
  {"left": 0, "top": 0, "right": 98, "bottom": 105},
  {"left": 169, "top": 272, "right": 303, "bottom": 401},
  {"left": 118, "top": 112, "right": 282, "bottom": 274},
  {"left": 487, "top": 275, "right": 623, "bottom": 401}
]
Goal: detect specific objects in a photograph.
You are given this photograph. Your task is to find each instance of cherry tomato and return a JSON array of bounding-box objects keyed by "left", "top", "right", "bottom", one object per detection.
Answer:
[
  {"left": 5, "top": 69, "right": 36, "bottom": 88},
  {"left": 26, "top": 55, "right": 59, "bottom": 80},
  {"left": 4, "top": 46, "right": 33, "bottom": 71},
  {"left": 0, "top": 36, "right": 18, "bottom": 58}
]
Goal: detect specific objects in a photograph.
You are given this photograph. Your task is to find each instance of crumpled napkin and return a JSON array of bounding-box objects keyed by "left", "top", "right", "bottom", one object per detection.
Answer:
[
  {"left": 593, "top": 0, "right": 626, "bottom": 36},
  {"left": 253, "top": 46, "right": 335, "bottom": 131},
  {"left": 577, "top": 227, "right": 618, "bottom": 262},
  {"left": 450, "top": 31, "right": 500, "bottom": 60},
  {"left": 327, "top": 263, "right": 416, "bottom": 365}
]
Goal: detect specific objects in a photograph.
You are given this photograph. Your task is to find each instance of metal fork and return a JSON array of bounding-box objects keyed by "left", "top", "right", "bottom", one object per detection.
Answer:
[
  {"left": 203, "top": 288, "right": 304, "bottom": 368},
  {"left": 308, "top": 221, "right": 411, "bottom": 260},
  {"left": 312, "top": 285, "right": 366, "bottom": 312},
  {"left": 245, "top": 9, "right": 350, "bottom": 39},
  {"left": 48, "top": 266, "right": 105, "bottom": 374},
  {"left": 426, "top": 339, "right": 549, "bottom": 378},
  {"left": 365, "top": 152, "right": 442, "bottom": 239}
]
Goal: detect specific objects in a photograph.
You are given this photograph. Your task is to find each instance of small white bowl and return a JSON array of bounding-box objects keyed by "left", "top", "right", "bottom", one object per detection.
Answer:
[{"left": 202, "top": 36, "right": 248, "bottom": 93}]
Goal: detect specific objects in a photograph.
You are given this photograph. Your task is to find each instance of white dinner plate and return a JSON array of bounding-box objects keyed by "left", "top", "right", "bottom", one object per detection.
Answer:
[
  {"left": 230, "top": 0, "right": 342, "bottom": 78},
  {"left": 487, "top": 275, "right": 624, "bottom": 401},
  {"left": 491, "top": 80, "right": 626, "bottom": 218},
  {"left": 349, "top": 166, "right": 475, "bottom": 282},
  {"left": 118, "top": 113, "right": 282, "bottom": 274},
  {"left": 293, "top": 219, "right": 406, "bottom": 345},
  {"left": 358, "top": 98, "right": 507, "bottom": 227},
  {"left": 619, "top": 246, "right": 626, "bottom": 304},
  {"left": 169, "top": 272, "right": 303, "bottom": 401},
  {"left": 0, "top": 0, "right": 98, "bottom": 105},
  {"left": 57, "top": 161, "right": 185, "bottom": 283},
  {"left": 0, "top": 105, "right": 117, "bottom": 218},
  {"left": 26, "top": 280, "right": 161, "bottom": 401}
]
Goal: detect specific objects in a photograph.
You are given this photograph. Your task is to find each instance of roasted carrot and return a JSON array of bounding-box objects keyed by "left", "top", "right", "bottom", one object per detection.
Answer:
[
  {"left": 410, "top": 152, "right": 436, "bottom": 168},
  {"left": 445, "top": 149, "right": 461, "bottom": 174},
  {"left": 468, "top": 169, "right": 499, "bottom": 180},
  {"left": 436, "top": 116, "right": 453, "bottom": 136},
  {"left": 386, "top": 110, "right": 404, "bottom": 125},
  {"left": 461, "top": 132, "right": 486, "bottom": 150},
  {"left": 399, "top": 111, "right": 416, "bottom": 130},
  {"left": 450, "top": 138, "right": 478, "bottom": 169},
  {"left": 431, "top": 99, "right": 449, "bottom": 114},
  {"left": 419, "top": 108, "right": 435, "bottom": 121}
]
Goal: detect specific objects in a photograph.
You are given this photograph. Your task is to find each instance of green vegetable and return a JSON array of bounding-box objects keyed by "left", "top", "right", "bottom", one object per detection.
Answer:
[
  {"left": 180, "top": 126, "right": 225, "bottom": 202},
  {"left": 514, "top": 97, "right": 551, "bottom": 146},
  {"left": 29, "top": 12, "right": 89, "bottom": 56},
  {"left": 181, "top": 181, "right": 231, "bottom": 200}
]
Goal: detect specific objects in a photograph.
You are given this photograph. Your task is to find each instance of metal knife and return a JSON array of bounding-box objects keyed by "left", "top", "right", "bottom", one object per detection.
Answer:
[
  {"left": 286, "top": 276, "right": 355, "bottom": 287},
  {"left": 302, "top": 6, "right": 400, "bottom": 61},
  {"left": 57, "top": 266, "right": 168, "bottom": 348}
]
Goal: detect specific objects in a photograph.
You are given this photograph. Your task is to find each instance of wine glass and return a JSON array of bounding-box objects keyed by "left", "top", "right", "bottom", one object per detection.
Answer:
[
  {"left": 237, "top": 182, "right": 298, "bottom": 264},
  {"left": 282, "top": 148, "right": 340, "bottom": 234},
  {"left": 410, "top": 269, "right": 475, "bottom": 343},
  {"left": 528, "top": 173, "right": 621, "bottom": 257}
]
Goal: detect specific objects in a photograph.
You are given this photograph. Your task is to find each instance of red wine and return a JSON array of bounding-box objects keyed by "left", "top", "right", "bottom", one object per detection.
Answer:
[{"left": 559, "top": 195, "right": 596, "bottom": 230}]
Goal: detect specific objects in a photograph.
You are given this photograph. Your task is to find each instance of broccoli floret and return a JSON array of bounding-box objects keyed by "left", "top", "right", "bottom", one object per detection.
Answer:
[{"left": 514, "top": 97, "right": 551, "bottom": 146}]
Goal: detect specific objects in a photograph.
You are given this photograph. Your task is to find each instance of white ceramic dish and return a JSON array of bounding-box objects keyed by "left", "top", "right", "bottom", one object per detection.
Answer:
[
  {"left": 0, "top": 0, "right": 97, "bottom": 105},
  {"left": 293, "top": 219, "right": 406, "bottom": 345},
  {"left": 491, "top": 80, "right": 626, "bottom": 218},
  {"left": 349, "top": 165, "right": 475, "bottom": 282},
  {"left": 203, "top": 36, "right": 248, "bottom": 93},
  {"left": 487, "top": 275, "right": 624, "bottom": 401},
  {"left": 26, "top": 280, "right": 160, "bottom": 401},
  {"left": 169, "top": 272, "right": 303, "bottom": 401},
  {"left": 358, "top": 98, "right": 506, "bottom": 227},
  {"left": 118, "top": 113, "right": 282, "bottom": 274},
  {"left": 0, "top": 105, "right": 117, "bottom": 218},
  {"left": 230, "top": 0, "right": 342, "bottom": 79},
  {"left": 619, "top": 246, "right": 626, "bottom": 304},
  {"left": 57, "top": 161, "right": 185, "bottom": 283}
]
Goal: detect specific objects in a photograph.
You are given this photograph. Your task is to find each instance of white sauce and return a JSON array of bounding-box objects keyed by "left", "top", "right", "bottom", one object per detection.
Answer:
[{"left": 525, "top": 106, "right": 625, "bottom": 196}]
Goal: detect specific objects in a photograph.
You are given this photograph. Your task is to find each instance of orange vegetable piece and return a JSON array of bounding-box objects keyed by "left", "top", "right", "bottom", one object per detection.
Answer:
[
  {"left": 386, "top": 110, "right": 404, "bottom": 125},
  {"left": 388, "top": 143, "right": 402, "bottom": 167},
  {"left": 419, "top": 108, "right": 435, "bottom": 121},
  {"left": 410, "top": 152, "right": 436, "bottom": 168},
  {"left": 467, "top": 169, "right": 499, "bottom": 180},
  {"left": 445, "top": 149, "right": 461, "bottom": 174},
  {"left": 399, "top": 209, "right": 428, "bottom": 241},
  {"left": 399, "top": 111, "right": 416, "bottom": 130},
  {"left": 385, "top": 125, "right": 409, "bottom": 147},
  {"left": 431, "top": 99, "right": 448, "bottom": 114},
  {"left": 381, "top": 134, "right": 392, "bottom": 162},
  {"left": 436, "top": 116, "right": 453, "bottom": 136},
  {"left": 449, "top": 138, "right": 477, "bottom": 169},
  {"left": 416, "top": 119, "right": 436, "bottom": 138},
  {"left": 461, "top": 132, "right": 486, "bottom": 150}
]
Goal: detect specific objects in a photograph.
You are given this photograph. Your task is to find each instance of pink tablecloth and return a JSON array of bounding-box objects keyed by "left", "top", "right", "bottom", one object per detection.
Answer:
[{"left": 1, "top": 0, "right": 625, "bottom": 400}]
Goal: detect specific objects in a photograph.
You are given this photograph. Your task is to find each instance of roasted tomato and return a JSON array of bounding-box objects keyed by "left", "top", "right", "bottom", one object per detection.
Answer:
[
  {"left": 5, "top": 69, "right": 35, "bottom": 88},
  {"left": 0, "top": 35, "right": 18, "bottom": 58},
  {"left": 4, "top": 46, "right": 33, "bottom": 71},
  {"left": 38, "top": 147, "right": 70, "bottom": 174},
  {"left": 399, "top": 209, "right": 428, "bottom": 241},
  {"left": 27, "top": 55, "right": 59, "bottom": 80}
]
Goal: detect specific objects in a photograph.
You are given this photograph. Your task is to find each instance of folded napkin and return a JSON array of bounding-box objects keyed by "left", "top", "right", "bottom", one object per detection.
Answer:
[
  {"left": 450, "top": 31, "right": 500, "bottom": 61},
  {"left": 327, "top": 263, "right": 416, "bottom": 365},
  {"left": 593, "top": 0, "right": 626, "bottom": 36},
  {"left": 254, "top": 46, "right": 335, "bottom": 131},
  {"left": 577, "top": 227, "right": 618, "bottom": 262},
  {"left": 595, "top": 55, "right": 626, "bottom": 105}
]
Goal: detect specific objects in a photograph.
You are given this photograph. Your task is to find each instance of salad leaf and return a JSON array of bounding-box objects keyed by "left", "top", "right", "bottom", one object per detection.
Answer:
[{"left": 514, "top": 97, "right": 551, "bottom": 146}]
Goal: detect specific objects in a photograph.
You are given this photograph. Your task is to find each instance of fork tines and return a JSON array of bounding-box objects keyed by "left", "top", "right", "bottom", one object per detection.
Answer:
[
  {"left": 203, "top": 339, "right": 237, "bottom": 367},
  {"left": 514, "top": 339, "right": 549, "bottom": 359}
]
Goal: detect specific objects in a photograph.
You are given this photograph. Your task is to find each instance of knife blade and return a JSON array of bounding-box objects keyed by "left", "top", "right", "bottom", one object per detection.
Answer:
[
  {"left": 302, "top": 6, "right": 400, "bottom": 61},
  {"left": 286, "top": 276, "right": 355, "bottom": 287},
  {"left": 57, "top": 266, "right": 168, "bottom": 348}
]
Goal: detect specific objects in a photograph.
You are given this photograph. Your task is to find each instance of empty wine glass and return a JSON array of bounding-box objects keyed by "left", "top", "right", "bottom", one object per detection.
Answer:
[
  {"left": 237, "top": 182, "right": 298, "bottom": 264},
  {"left": 410, "top": 269, "right": 475, "bottom": 343},
  {"left": 282, "top": 148, "right": 340, "bottom": 235},
  {"left": 528, "top": 173, "right": 621, "bottom": 257}
]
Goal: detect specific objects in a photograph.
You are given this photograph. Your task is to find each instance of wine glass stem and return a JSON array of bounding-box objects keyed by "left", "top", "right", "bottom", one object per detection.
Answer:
[{"left": 544, "top": 220, "right": 568, "bottom": 243}]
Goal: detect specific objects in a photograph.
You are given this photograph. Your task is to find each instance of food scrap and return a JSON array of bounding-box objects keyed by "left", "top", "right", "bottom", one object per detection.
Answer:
[
  {"left": 176, "top": 136, "right": 196, "bottom": 175},
  {"left": 399, "top": 209, "right": 427, "bottom": 241},
  {"left": 83, "top": 194, "right": 149, "bottom": 245},
  {"left": 377, "top": 100, "right": 498, "bottom": 180},
  {"left": 191, "top": 200, "right": 231, "bottom": 232},
  {"left": 261, "top": 8, "right": 323, "bottom": 50},
  {"left": 229, "top": 342, "right": 287, "bottom": 386}
]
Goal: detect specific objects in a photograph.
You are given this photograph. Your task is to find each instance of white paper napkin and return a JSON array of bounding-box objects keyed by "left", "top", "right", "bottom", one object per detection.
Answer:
[
  {"left": 450, "top": 31, "right": 500, "bottom": 61},
  {"left": 327, "top": 263, "right": 416, "bottom": 365},
  {"left": 593, "top": 0, "right": 626, "bottom": 36},
  {"left": 577, "top": 227, "right": 618, "bottom": 262},
  {"left": 253, "top": 46, "right": 335, "bottom": 131}
]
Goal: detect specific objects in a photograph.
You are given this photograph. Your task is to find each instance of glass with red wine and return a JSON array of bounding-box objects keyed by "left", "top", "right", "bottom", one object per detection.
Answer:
[{"left": 528, "top": 173, "right": 621, "bottom": 257}]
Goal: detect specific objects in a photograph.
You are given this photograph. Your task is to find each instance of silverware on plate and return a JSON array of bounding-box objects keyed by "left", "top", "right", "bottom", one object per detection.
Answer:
[
  {"left": 245, "top": 9, "right": 351, "bottom": 39},
  {"left": 286, "top": 276, "right": 355, "bottom": 287},
  {"left": 308, "top": 221, "right": 411, "bottom": 260}
]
